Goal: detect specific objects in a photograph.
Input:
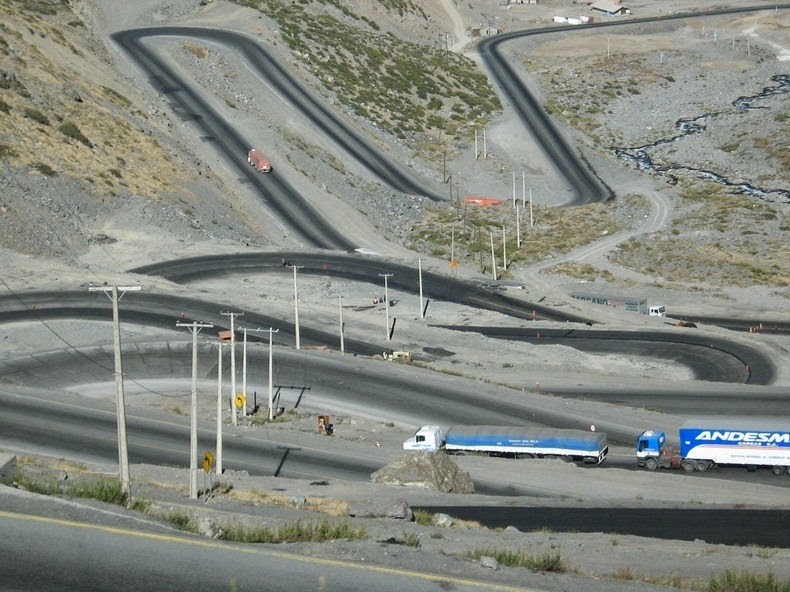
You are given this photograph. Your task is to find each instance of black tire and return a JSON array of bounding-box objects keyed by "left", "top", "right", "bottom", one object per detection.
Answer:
[
  {"left": 696, "top": 461, "right": 711, "bottom": 473},
  {"left": 771, "top": 465, "right": 787, "bottom": 476},
  {"left": 644, "top": 458, "right": 658, "bottom": 471},
  {"left": 681, "top": 460, "right": 695, "bottom": 472}
]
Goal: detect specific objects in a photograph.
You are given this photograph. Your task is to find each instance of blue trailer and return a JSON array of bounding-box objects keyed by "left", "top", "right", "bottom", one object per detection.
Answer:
[
  {"left": 403, "top": 425, "right": 608, "bottom": 464},
  {"left": 637, "top": 421, "right": 790, "bottom": 475}
]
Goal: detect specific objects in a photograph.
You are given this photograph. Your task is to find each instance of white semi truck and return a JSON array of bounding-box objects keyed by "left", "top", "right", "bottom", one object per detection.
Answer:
[{"left": 403, "top": 425, "right": 608, "bottom": 464}]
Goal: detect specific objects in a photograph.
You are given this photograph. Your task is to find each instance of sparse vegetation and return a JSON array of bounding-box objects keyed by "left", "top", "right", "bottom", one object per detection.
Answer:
[
  {"left": 130, "top": 498, "right": 152, "bottom": 513},
  {"left": 517, "top": 24, "right": 788, "bottom": 292},
  {"left": 100, "top": 86, "right": 131, "bottom": 107},
  {"left": 232, "top": 0, "right": 500, "bottom": 154},
  {"left": 14, "top": 472, "right": 128, "bottom": 505},
  {"left": 611, "top": 565, "right": 633, "bottom": 579},
  {"left": 226, "top": 488, "right": 349, "bottom": 516},
  {"left": 163, "top": 510, "right": 197, "bottom": 532},
  {"left": 606, "top": 567, "right": 789, "bottom": 591},
  {"left": 395, "top": 532, "right": 421, "bottom": 547},
  {"left": 705, "top": 570, "right": 789, "bottom": 592},
  {"left": 249, "top": 408, "right": 308, "bottom": 425},
  {"left": 612, "top": 183, "right": 788, "bottom": 287},
  {"left": 181, "top": 41, "right": 208, "bottom": 59},
  {"left": 58, "top": 121, "right": 91, "bottom": 147},
  {"left": 23, "top": 107, "right": 49, "bottom": 125},
  {"left": 0, "top": 144, "right": 20, "bottom": 158},
  {"left": 220, "top": 520, "right": 366, "bottom": 544},
  {"left": 413, "top": 509, "right": 433, "bottom": 526},
  {"left": 0, "top": 0, "right": 190, "bottom": 228},
  {"left": 408, "top": 199, "right": 623, "bottom": 275},
  {"left": 33, "top": 162, "right": 57, "bottom": 176},
  {"left": 548, "top": 262, "right": 615, "bottom": 282},
  {"left": 466, "top": 548, "right": 567, "bottom": 573}
]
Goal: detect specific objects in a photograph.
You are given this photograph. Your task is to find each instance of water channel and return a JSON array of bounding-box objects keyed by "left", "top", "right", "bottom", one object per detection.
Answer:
[{"left": 614, "top": 74, "right": 789, "bottom": 203}]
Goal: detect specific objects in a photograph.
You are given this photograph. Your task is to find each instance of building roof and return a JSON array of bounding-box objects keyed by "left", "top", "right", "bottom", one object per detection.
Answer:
[{"left": 591, "top": 0, "right": 627, "bottom": 13}]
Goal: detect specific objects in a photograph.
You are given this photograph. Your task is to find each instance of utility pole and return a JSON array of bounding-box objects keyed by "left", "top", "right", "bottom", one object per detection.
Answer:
[
  {"left": 450, "top": 222, "right": 458, "bottom": 278},
  {"left": 292, "top": 265, "right": 304, "bottom": 350},
  {"left": 516, "top": 204, "right": 522, "bottom": 247},
  {"left": 88, "top": 284, "right": 140, "bottom": 506},
  {"left": 379, "top": 273, "right": 393, "bottom": 340},
  {"left": 216, "top": 341, "right": 223, "bottom": 476},
  {"left": 477, "top": 226, "right": 484, "bottom": 273},
  {"left": 416, "top": 258, "right": 425, "bottom": 319},
  {"left": 512, "top": 171, "right": 516, "bottom": 208},
  {"left": 266, "top": 328, "right": 279, "bottom": 420},
  {"left": 239, "top": 327, "right": 268, "bottom": 418},
  {"left": 241, "top": 326, "right": 248, "bottom": 417},
  {"left": 529, "top": 188, "right": 534, "bottom": 228},
  {"left": 502, "top": 225, "right": 507, "bottom": 270},
  {"left": 338, "top": 296, "right": 345, "bottom": 354},
  {"left": 221, "top": 311, "right": 243, "bottom": 426},
  {"left": 489, "top": 231, "right": 497, "bottom": 281},
  {"left": 176, "top": 320, "right": 213, "bottom": 500}
]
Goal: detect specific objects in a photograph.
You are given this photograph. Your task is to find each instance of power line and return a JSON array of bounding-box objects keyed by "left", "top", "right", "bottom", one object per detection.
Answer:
[{"left": 0, "top": 277, "right": 194, "bottom": 399}]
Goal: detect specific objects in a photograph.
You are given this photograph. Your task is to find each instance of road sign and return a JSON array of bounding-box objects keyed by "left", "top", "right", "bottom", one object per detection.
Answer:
[
  {"left": 203, "top": 451, "right": 214, "bottom": 473},
  {"left": 235, "top": 393, "right": 246, "bottom": 409}
]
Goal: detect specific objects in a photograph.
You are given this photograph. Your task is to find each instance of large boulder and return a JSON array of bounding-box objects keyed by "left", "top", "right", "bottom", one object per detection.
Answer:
[{"left": 371, "top": 451, "right": 474, "bottom": 493}]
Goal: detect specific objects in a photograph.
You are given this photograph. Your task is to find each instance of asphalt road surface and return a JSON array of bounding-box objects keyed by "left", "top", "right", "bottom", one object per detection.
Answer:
[
  {"left": 0, "top": 500, "right": 526, "bottom": 592},
  {"left": 414, "top": 506, "right": 790, "bottom": 548}
]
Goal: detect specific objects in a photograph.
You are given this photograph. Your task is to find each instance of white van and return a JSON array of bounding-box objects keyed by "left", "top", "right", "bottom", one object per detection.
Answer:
[{"left": 649, "top": 305, "right": 666, "bottom": 317}]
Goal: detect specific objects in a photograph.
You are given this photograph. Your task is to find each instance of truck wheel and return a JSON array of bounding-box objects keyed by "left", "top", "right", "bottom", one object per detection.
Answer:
[
  {"left": 681, "top": 460, "right": 695, "bottom": 472},
  {"left": 771, "top": 465, "right": 787, "bottom": 476},
  {"left": 696, "top": 461, "right": 711, "bottom": 473},
  {"left": 516, "top": 453, "right": 535, "bottom": 460},
  {"left": 644, "top": 458, "right": 658, "bottom": 471}
]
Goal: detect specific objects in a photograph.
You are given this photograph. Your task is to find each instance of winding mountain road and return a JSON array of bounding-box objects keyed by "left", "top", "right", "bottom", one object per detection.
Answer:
[{"left": 1, "top": 6, "right": 787, "bottom": 561}]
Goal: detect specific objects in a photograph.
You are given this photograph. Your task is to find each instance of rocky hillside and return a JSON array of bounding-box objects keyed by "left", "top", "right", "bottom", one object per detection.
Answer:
[
  {"left": 0, "top": 0, "right": 260, "bottom": 261},
  {"left": 0, "top": 0, "right": 787, "bottom": 301},
  {"left": 0, "top": 0, "right": 500, "bottom": 263}
]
